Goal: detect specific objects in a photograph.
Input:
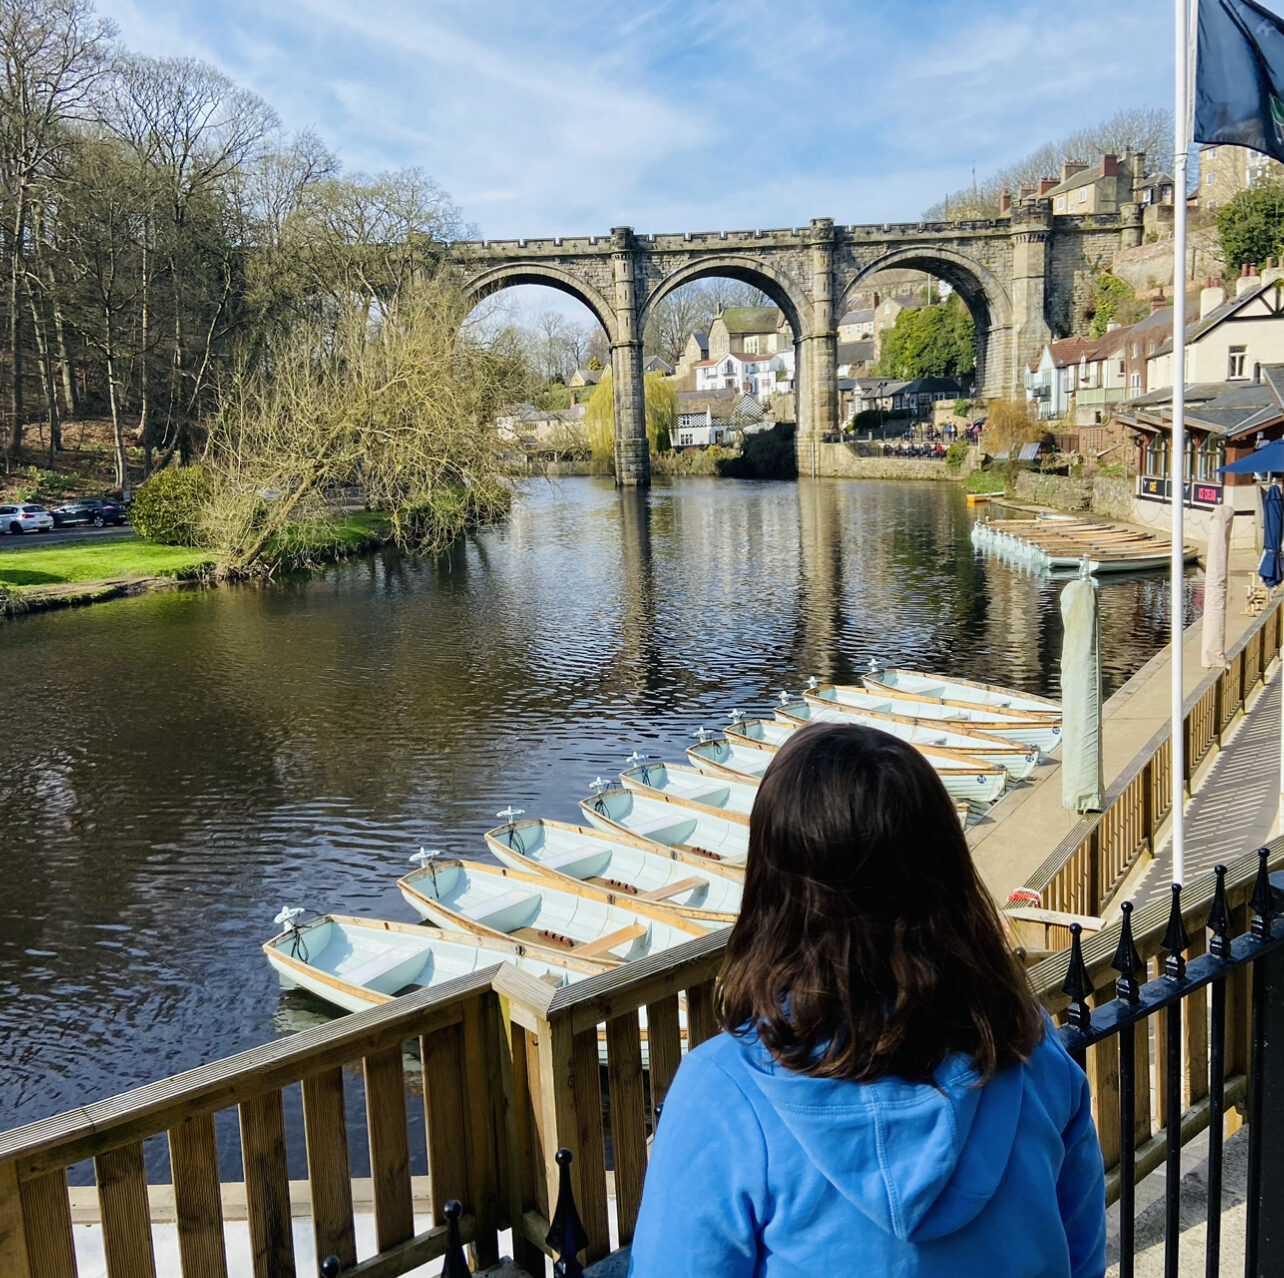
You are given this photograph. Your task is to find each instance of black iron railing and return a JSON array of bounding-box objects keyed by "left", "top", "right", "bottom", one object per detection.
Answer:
[{"left": 1060, "top": 853, "right": 1284, "bottom": 1278}]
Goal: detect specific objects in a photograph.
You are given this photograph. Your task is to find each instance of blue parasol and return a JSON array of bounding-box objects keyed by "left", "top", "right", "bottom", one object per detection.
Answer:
[
  {"left": 1219, "top": 438, "right": 1284, "bottom": 475},
  {"left": 1261, "top": 483, "right": 1284, "bottom": 589}
]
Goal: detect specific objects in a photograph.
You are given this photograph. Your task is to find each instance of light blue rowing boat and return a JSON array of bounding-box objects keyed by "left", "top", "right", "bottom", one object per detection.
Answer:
[{"left": 578, "top": 784, "right": 749, "bottom": 869}]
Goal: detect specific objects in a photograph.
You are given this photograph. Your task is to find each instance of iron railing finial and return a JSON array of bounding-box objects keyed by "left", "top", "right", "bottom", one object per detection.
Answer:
[
  {"left": 546, "top": 1147, "right": 588, "bottom": 1277},
  {"left": 1162, "top": 882, "right": 1190, "bottom": 980},
  {"left": 1112, "top": 901, "right": 1142, "bottom": 1004},
  {"left": 1061, "top": 922, "right": 1094, "bottom": 1032},
  {"left": 1208, "top": 863, "right": 1232, "bottom": 959},
  {"left": 442, "top": 1199, "right": 471, "bottom": 1278},
  {"left": 1251, "top": 846, "right": 1275, "bottom": 940}
]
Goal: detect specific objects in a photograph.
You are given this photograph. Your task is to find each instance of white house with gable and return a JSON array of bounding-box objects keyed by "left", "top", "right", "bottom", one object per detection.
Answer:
[{"left": 695, "top": 351, "right": 778, "bottom": 398}]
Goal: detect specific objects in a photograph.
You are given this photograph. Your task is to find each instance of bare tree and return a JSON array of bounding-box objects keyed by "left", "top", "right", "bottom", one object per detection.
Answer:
[
  {"left": 643, "top": 278, "right": 775, "bottom": 364},
  {"left": 923, "top": 106, "right": 1175, "bottom": 220},
  {"left": 0, "top": 0, "right": 112, "bottom": 456}
]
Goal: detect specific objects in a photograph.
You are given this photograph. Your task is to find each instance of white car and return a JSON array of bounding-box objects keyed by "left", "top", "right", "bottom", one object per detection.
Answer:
[{"left": 0, "top": 503, "right": 54, "bottom": 534}]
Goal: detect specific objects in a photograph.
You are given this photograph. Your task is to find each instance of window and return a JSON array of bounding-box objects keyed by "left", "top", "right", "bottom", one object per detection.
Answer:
[
  {"left": 1146, "top": 435, "right": 1169, "bottom": 477},
  {"left": 1207, "top": 147, "right": 1218, "bottom": 159},
  {"left": 1079, "top": 188, "right": 1088, "bottom": 204},
  {"left": 1131, "top": 372, "right": 1142, "bottom": 391},
  {"left": 1118, "top": 359, "right": 1126, "bottom": 376},
  {"left": 1229, "top": 345, "right": 1247, "bottom": 378},
  {"left": 1207, "top": 172, "right": 1218, "bottom": 185},
  {"left": 1056, "top": 197, "right": 1065, "bottom": 211},
  {"left": 1198, "top": 436, "right": 1226, "bottom": 480}
]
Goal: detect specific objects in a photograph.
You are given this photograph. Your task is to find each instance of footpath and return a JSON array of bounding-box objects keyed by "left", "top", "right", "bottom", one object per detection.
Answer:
[{"left": 970, "top": 543, "right": 1266, "bottom": 903}]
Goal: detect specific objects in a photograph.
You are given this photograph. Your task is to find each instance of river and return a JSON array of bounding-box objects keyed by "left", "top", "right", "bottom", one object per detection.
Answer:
[{"left": 0, "top": 476, "right": 1199, "bottom": 1173}]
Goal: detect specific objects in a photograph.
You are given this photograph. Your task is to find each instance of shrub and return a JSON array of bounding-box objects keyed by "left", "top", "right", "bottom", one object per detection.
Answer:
[
  {"left": 129, "top": 465, "right": 215, "bottom": 546},
  {"left": 945, "top": 440, "right": 969, "bottom": 470}
]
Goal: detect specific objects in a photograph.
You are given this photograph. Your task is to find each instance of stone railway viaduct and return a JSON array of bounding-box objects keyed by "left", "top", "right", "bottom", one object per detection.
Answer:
[{"left": 455, "top": 199, "right": 1147, "bottom": 484}]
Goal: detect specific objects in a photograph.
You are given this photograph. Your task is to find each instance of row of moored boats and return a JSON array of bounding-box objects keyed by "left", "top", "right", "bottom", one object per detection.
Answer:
[
  {"left": 264, "top": 665, "right": 1063, "bottom": 1054},
  {"left": 971, "top": 515, "right": 1198, "bottom": 575}
]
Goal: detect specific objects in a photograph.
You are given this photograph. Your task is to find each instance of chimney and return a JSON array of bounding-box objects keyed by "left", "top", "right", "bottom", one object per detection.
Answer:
[
  {"left": 1238, "top": 263, "right": 1258, "bottom": 296},
  {"left": 1200, "top": 281, "right": 1226, "bottom": 317},
  {"left": 1102, "top": 153, "right": 1119, "bottom": 177},
  {"left": 1038, "top": 177, "right": 1057, "bottom": 196},
  {"left": 1262, "top": 259, "right": 1284, "bottom": 286},
  {"left": 1150, "top": 297, "right": 1166, "bottom": 313},
  {"left": 1061, "top": 159, "right": 1089, "bottom": 183},
  {"left": 999, "top": 189, "right": 1012, "bottom": 214}
]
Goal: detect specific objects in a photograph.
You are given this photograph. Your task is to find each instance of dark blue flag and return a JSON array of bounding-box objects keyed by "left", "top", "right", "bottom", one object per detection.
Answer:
[{"left": 1195, "top": 0, "right": 1284, "bottom": 162}]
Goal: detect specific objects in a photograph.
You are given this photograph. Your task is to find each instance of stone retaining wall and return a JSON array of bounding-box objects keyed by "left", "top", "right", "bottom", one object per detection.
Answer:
[
  {"left": 1013, "top": 471, "right": 1092, "bottom": 510},
  {"left": 810, "top": 444, "right": 958, "bottom": 481}
]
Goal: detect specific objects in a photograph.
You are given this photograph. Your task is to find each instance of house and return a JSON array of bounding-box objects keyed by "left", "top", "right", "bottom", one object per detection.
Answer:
[
  {"left": 853, "top": 378, "right": 910, "bottom": 415},
  {"left": 674, "top": 389, "right": 739, "bottom": 446},
  {"left": 643, "top": 355, "right": 673, "bottom": 376},
  {"left": 568, "top": 367, "right": 606, "bottom": 387},
  {"left": 1113, "top": 370, "right": 1284, "bottom": 544},
  {"left": 872, "top": 294, "right": 922, "bottom": 357},
  {"left": 497, "top": 403, "right": 589, "bottom": 455},
  {"left": 899, "top": 377, "right": 971, "bottom": 417},
  {"left": 1045, "top": 151, "right": 1143, "bottom": 217},
  {"left": 1067, "top": 324, "right": 1133, "bottom": 430},
  {"left": 694, "top": 350, "right": 778, "bottom": 399},
  {"left": 1025, "top": 338, "right": 1095, "bottom": 420},
  {"left": 837, "top": 308, "right": 875, "bottom": 341},
  {"left": 1122, "top": 303, "right": 1176, "bottom": 396},
  {"left": 1198, "top": 143, "right": 1284, "bottom": 211},
  {"left": 836, "top": 340, "right": 874, "bottom": 378},
  {"left": 707, "top": 307, "right": 793, "bottom": 360},
  {"left": 1147, "top": 271, "right": 1284, "bottom": 389}
]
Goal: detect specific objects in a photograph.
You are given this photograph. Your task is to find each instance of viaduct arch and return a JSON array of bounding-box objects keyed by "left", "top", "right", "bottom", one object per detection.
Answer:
[{"left": 456, "top": 200, "right": 1142, "bottom": 486}]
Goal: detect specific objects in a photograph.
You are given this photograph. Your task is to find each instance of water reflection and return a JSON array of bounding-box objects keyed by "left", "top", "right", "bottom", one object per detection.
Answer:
[{"left": 0, "top": 476, "right": 1199, "bottom": 1172}]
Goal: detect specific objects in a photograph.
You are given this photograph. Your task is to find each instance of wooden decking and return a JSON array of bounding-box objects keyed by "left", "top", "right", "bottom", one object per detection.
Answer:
[{"left": 1133, "top": 667, "right": 1282, "bottom": 911}]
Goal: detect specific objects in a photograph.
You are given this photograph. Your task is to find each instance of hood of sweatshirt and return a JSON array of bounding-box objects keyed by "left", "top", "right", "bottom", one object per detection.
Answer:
[{"left": 737, "top": 1031, "right": 1025, "bottom": 1243}]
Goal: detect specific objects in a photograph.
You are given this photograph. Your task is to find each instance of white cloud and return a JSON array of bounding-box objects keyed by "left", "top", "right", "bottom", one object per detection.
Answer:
[{"left": 93, "top": 0, "right": 1176, "bottom": 237}]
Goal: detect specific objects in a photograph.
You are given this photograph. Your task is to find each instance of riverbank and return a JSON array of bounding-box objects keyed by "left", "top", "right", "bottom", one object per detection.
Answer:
[{"left": 0, "top": 512, "right": 394, "bottom": 617}]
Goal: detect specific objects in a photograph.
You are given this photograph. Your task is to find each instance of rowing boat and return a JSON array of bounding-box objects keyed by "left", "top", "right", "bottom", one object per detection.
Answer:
[
  {"left": 263, "top": 912, "right": 600, "bottom": 1014},
  {"left": 485, "top": 816, "right": 742, "bottom": 923},
  {"left": 264, "top": 912, "right": 681, "bottom": 1066},
  {"left": 687, "top": 732, "right": 1008, "bottom": 805},
  {"left": 794, "top": 683, "right": 1061, "bottom": 753},
  {"left": 862, "top": 666, "right": 1061, "bottom": 717},
  {"left": 397, "top": 857, "right": 707, "bottom": 964},
  {"left": 755, "top": 704, "right": 1040, "bottom": 779},
  {"left": 579, "top": 785, "right": 749, "bottom": 869},
  {"left": 620, "top": 756, "right": 758, "bottom": 819}
]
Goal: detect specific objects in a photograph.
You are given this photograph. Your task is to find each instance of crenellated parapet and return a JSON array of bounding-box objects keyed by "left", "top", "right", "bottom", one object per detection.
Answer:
[{"left": 452, "top": 211, "right": 1136, "bottom": 482}]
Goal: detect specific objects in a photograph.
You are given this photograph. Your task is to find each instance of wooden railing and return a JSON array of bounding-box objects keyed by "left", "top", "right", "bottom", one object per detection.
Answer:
[
  {"left": 1020, "top": 597, "right": 1283, "bottom": 918},
  {"left": 3, "top": 842, "right": 1283, "bottom": 1277}
]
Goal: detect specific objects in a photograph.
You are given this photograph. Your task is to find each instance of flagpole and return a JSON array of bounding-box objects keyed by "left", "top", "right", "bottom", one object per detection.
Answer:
[{"left": 1171, "top": 0, "right": 1191, "bottom": 889}]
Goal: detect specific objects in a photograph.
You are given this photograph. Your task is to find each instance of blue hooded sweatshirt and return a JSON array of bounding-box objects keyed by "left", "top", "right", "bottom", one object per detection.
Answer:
[{"left": 628, "top": 1021, "right": 1105, "bottom": 1278}]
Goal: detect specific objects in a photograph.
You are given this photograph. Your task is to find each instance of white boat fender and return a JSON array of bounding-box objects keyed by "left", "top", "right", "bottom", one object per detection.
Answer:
[
  {"left": 273, "top": 905, "right": 309, "bottom": 960},
  {"left": 728, "top": 708, "right": 745, "bottom": 725},
  {"left": 806, "top": 675, "right": 821, "bottom": 690},
  {"left": 777, "top": 689, "right": 794, "bottom": 705}
]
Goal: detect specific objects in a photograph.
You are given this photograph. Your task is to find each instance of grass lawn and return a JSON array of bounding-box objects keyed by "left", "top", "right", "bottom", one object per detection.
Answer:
[{"left": 0, "top": 539, "right": 213, "bottom": 588}]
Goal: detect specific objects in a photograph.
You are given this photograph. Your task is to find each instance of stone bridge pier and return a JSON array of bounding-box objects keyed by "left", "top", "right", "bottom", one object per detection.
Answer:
[{"left": 457, "top": 201, "right": 1137, "bottom": 485}]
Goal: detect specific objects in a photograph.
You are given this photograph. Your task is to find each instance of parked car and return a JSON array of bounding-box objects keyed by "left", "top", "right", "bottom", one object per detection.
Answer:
[
  {"left": 49, "top": 497, "right": 125, "bottom": 528},
  {"left": 0, "top": 503, "right": 54, "bottom": 534}
]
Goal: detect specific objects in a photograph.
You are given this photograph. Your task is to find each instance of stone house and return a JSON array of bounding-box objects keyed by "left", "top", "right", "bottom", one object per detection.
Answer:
[
  {"left": 568, "top": 367, "right": 606, "bottom": 387},
  {"left": 643, "top": 355, "right": 673, "bottom": 376},
  {"left": 1198, "top": 143, "right": 1284, "bottom": 211},
  {"left": 837, "top": 308, "right": 875, "bottom": 341},
  {"left": 872, "top": 293, "right": 923, "bottom": 358},
  {"left": 1147, "top": 271, "right": 1284, "bottom": 388},
  {"left": 707, "top": 307, "right": 793, "bottom": 360},
  {"left": 836, "top": 340, "right": 874, "bottom": 378},
  {"left": 1045, "top": 152, "right": 1143, "bottom": 218},
  {"left": 1122, "top": 304, "right": 1176, "bottom": 396}
]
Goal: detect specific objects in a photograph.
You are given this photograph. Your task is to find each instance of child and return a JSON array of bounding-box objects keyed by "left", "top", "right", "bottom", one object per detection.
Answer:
[{"left": 629, "top": 722, "right": 1105, "bottom": 1277}]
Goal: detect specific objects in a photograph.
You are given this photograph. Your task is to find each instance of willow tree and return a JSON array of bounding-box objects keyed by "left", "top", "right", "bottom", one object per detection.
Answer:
[
  {"left": 201, "top": 272, "right": 527, "bottom": 574},
  {"left": 583, "top": 370, "right": 675, "bottom": 469}
]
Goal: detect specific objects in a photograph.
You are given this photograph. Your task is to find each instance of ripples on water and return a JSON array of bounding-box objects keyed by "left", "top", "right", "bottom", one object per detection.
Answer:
[{"left": 0, "top": 477, "right": 1199, "bottom": 1174}]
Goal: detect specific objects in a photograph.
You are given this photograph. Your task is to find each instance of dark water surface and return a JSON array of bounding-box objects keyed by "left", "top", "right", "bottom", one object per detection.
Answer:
[{"left": 0, "top": 477, "right": 1199, "bottom": 1173}]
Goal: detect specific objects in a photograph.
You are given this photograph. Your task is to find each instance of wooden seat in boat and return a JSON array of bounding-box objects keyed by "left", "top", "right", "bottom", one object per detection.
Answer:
[
  {"left": 640, "top": 876, "right": 704, "bottom": 902},
  {"left": 459, "top": 889, "right": 539, "bottom": 932},
  {"left": 540, "top": 846, "right": 609, "bottom": 876},
  {"left": 573, "top": 923, "right": 647, "bottom": 958},
  {"left": 627, "top": 815, "right": 691, "bottom": 838},
  {"left": 343, "top": 950, "right": 414, "bottom": 986}
]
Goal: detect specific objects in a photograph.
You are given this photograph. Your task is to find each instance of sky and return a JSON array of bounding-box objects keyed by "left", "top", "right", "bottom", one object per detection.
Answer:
[{"left": 95, "top": 0, "right": 1179, "bottom": 322}]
